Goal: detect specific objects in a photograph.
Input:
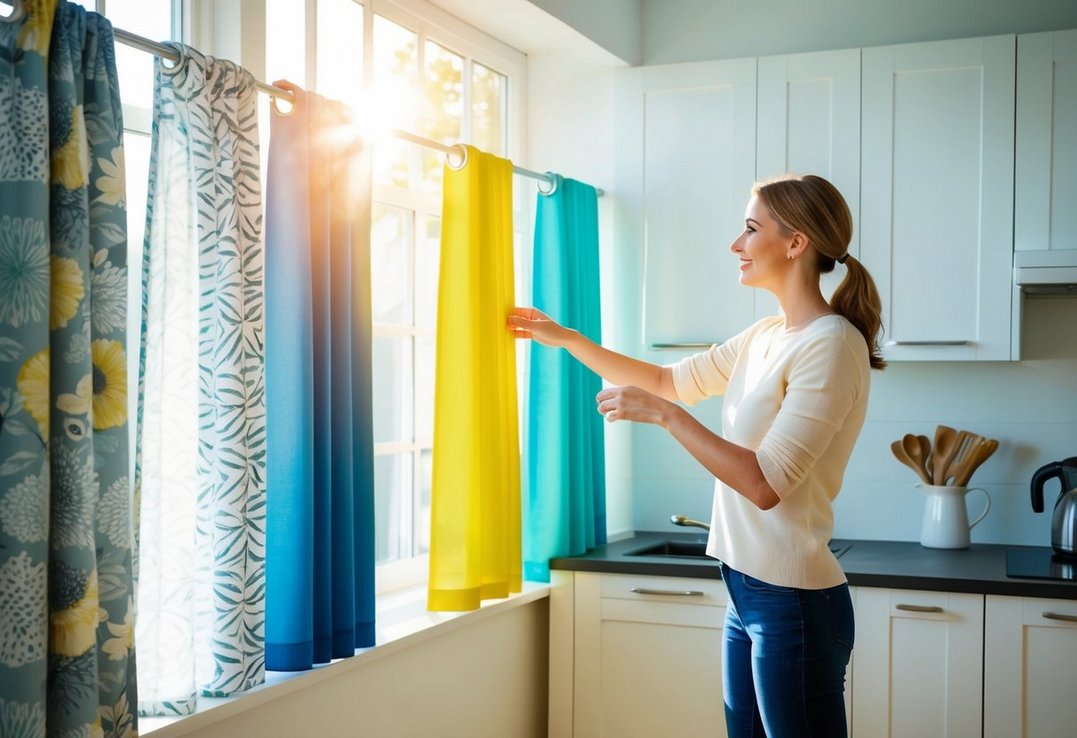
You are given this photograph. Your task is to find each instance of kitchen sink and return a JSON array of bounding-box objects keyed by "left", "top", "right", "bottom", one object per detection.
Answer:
[
  {"left": 626, "top": 540, "right": 712, "bottom": 559},
  {"left": 626, "top": 540, "right": 853, "bottom": 560}
]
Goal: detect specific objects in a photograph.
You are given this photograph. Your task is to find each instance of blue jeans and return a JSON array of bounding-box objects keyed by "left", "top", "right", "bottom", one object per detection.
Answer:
[{"left": 720, "top": 563, "right": 854, "bottom": 738}]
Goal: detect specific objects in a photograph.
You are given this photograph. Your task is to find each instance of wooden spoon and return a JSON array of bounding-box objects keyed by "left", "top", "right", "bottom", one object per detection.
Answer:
[
  {"left": 954, "top": 438, "right": 999, "bottom": 487},
  {"left": 917, "top": 434, "right": 933, "bottom": 479},
  {"left": 892, "top": 439, "right": 930, "bottom": 484},
  {"left": 902, "top": 434, "right": 931, "bottom": 485},
  {"left": 932, "top": 425, "right": 959, "bottom": 485}
]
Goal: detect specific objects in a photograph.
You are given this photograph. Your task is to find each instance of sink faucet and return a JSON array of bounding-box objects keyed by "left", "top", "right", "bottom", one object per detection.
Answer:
[{"left": 670, "top": 514, "right": 710, "bottom": 531}]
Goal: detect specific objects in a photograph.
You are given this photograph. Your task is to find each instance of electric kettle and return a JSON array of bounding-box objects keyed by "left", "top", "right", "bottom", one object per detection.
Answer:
[{"left": 1031, "top": 457, "right": 1077, "bottom": 558}]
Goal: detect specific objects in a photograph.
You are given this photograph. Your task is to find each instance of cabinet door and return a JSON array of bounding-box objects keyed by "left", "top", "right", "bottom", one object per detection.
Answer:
[
  {"left": 984, "top": 595, "right": 1077, "bottom": 738},
  {"left": 1016, "top": 29, "right": 1077, "bottom": 256},
  {"left": 851, "top": 588, "right": 983, "bottom": 738},
  {"left": 757, "top": 48, "right": 862, "bottom": 319},
  {"left": 861, "top": 36, "right": 1015, "bottom": 361},
  {"left": 616, "top": 59, "right": 756, "bottom": 350},
  {"left": 574, "top": 572, "right": 728, "bottom": 738}
]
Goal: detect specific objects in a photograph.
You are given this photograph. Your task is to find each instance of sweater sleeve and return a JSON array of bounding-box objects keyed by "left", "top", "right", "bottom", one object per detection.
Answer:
[
  {"left": 755, "top": 335, "right": 864, "bottom": 499},
  {"left": 669, "top": 319, "right": 769, "bottom": 405}
]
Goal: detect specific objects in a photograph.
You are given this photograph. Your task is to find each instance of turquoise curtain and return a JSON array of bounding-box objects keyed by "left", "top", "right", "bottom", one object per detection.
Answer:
[
  {"left": 136, "top": 43, "right": 266, "bottom": 713},
  {"left": 264, "top": 84, "right": 376, "bottom": 669},
  {"left": 0, "top": 1, "right": 138, "bottom": 735},
  {"left": 524, "top": 175, "right": 606, "bottom": 582}
]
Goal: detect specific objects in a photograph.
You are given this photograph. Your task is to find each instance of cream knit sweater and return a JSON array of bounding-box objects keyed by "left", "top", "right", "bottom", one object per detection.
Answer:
[{"left": 671, "top": 314, "right": 870, "bottom": 589}]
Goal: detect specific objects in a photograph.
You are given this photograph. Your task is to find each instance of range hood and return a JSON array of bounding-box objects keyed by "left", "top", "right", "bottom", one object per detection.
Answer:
[{"left": 1014, "top": 250, "right": 1077, "bottom": 295}]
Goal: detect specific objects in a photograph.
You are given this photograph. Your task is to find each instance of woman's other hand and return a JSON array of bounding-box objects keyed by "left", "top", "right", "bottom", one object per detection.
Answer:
[
  {"left": 507, "top": 307, "right": 574, "bottom": 348},
  {"left": 596, "top": 386, "right": 675, "bottom": 427}
]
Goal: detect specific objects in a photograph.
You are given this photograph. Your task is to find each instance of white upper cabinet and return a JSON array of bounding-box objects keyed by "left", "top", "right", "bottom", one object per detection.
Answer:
[
  {"left": 861, "top": 36, "right": 1016, "bottom": 361},
  {"left": 1016, "top": 29, "right": 1077, "bottom": 255},
  {"left": 756, "top": 48, "right": 861, "bottom": 319},
  {"left": 616, "top": 59, "right": 757, "bottom": 349}
]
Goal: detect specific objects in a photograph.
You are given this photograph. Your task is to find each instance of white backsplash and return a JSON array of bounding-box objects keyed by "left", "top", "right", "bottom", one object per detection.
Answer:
[{"left": 630, "top": 295, "right": 1077, "bottom": 547}]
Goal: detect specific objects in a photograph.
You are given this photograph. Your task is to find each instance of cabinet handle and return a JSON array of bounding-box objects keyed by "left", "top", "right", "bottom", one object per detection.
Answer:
[
  {"left": 649, "top": 342, "right": 715, "bottom": 349},
  {"left": 630, "top": 587, "right": 705, "bottom": 597},
  {"left": 886, "top": 340, "right": 971, "bottom": 347},
  {"left": 1042, "top": 611, "right": 1077, "bottom": 623},
  {"left": 895, "top": 603, "right": 944, "bottom": 613}
]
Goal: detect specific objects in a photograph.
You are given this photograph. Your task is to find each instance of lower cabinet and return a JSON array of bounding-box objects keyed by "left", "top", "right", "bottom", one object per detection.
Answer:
[
  {"left": 984, "top": 595, "right": 1077, "bottom": 738},
  {"left": 550, "top": 571, "right": 728, "bottom": 738},
  {"left": 550, "top": 574, "right": 1077, "bottom": 738},
  {"left": 850, "top": 587, "right": 984, "bottom": 738}
]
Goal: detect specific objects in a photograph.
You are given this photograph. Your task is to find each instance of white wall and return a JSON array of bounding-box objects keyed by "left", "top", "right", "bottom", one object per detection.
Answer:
[
  {"left": 152, "top": 600, "right": 550, "bottom": 738},
  {"left": 641, "top": 0, "right": 1077, "bottom": 64}
]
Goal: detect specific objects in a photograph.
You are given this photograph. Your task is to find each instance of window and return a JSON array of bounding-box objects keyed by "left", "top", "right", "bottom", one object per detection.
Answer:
[{"left": 266, "top": 0, "right": 525, "bottom": 590}]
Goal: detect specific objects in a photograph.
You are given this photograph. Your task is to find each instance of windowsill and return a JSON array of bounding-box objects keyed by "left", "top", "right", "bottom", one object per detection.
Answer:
[{"left": 140, "top": 582, "right": 551, "bottom": 737}]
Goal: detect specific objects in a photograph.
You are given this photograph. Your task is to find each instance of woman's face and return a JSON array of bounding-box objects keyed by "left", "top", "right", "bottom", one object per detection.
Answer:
[{"left": 729, "top": 194, "right": 793, "bottom": 290}]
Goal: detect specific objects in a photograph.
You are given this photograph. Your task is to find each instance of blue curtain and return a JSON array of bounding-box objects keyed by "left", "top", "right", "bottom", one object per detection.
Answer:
[
  {"left": 524, "top": 175, "right": 606, "bottom": 582},
  {"left": 0, "top": 1, "right": 137, "bottom": 734},
  {"left": 264, "top": 84, "right": 375, "bottom": 670}
]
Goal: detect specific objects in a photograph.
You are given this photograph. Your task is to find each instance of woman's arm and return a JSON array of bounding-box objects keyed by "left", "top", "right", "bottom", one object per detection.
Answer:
[
  {"left": 508, "top": 307, "right": 679, "bottom": 402},
  {"left": 596, "top": 385, "right": 780, "bottom": 510}
]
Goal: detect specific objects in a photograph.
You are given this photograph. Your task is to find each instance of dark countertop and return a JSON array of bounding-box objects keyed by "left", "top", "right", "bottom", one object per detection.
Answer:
[{"left": 549, "top": 530, "right": 1077, "bottom": 600}]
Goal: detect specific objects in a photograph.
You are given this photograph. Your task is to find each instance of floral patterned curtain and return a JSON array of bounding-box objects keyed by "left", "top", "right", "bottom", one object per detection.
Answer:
[
  {"left": 0, "top": 1, "right": 137, "bottom": 735},
  {"left": 135, "top": 42, "right": 265, "bottom": 714}
]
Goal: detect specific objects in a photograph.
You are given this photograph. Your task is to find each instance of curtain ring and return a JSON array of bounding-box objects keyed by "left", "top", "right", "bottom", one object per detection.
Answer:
[
  {"left": 1, "top": 0, "right": 26, "bottom": 23},
  {"left": 447, "top": 144, "right": 468, "bottom": 170},
  {"left": 271, "top": 90, "right": 297, "bottom": 117},
  {"left": 538, "top": 172, "right": 558, "bottom": 196}
]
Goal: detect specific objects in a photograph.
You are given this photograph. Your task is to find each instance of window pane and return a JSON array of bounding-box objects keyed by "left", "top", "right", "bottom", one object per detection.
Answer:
[
  {"left": 414, "top": 334, "right": 434, "bottom": 444},
  {"left": 266, "top": 0, "right": 307, "bottom": 89},
  {"left": 124, "top": 130, "right": 150, "bottom": 481},
  {"left": 371, "top": 204, "right": 412, "bottom": 325},
  {"left": 372, "top": 336, "right": 413, "bottom": 443},
  {"left": 375, "top": 453, "right": 413, "bottom": 563},
  {"left": 316, "top": 0, "right": 363, "bottom": 110},
  {"left": 417, "top": 449, "right": 432, "bottom": 554},
  {"left": 373, "top": 15, "right": 417, "bottom": 188},
  {"left": 106, "top": 0, "right": 173, "bottom": 111},
  {"left": 421, "top": 40, "right": 462, "bottom": 191},
  {"left": 416, "top": 215, "right": 440, "bottom": 328},
  {"left": 472, "top": 61, "right": 506, "bottom": 156}
]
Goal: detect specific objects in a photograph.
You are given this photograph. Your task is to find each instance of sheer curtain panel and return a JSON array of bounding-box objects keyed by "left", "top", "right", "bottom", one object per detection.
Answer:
[{"left": 135, "top": 42, "right": 266, "bottom": 714}]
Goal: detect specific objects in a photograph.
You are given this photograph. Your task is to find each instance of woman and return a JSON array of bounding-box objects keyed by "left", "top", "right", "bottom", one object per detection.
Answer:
[{"left": 508, "top": 174, "right": 885, "bottom": 738}]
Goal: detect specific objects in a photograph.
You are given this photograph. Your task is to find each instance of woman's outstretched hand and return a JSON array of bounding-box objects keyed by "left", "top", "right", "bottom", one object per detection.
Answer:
[
  {"left": 596, "top": 385, "right": 676, "bottom": 427},
  {"left": 507, "top": 307, "right": 574, "bottom": 348}
]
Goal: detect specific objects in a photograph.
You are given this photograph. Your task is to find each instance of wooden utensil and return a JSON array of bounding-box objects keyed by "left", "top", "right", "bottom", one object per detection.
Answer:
[
  {"left": 932, "top": 425, "right": 959, "bottom": 485},
  {"left": 892, "top": 440, "right": 931, "bottom": 484},
  {"left": 954, "top": 438, "right": 999, "bottom": 487},
  {"left": 945, "top": 431, "right": 987, "bottom": 485},
  {"left": 917, "top": 434, "right": 933, "bottom": 480},
  {"left": 902, "top": 434, "right": 931, "bottom": 485}
]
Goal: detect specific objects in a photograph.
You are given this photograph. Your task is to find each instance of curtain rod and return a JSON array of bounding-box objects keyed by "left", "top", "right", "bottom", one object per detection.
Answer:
[{"left": 106, "top": 25, "right": 602, "bottom": 196}]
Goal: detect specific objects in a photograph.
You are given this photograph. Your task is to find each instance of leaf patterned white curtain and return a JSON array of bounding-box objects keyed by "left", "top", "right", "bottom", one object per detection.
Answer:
[
  {"left": 0, "top": 2, "right": 138, "bottom": 735},
  {"left": 135, "top": 42, "right": 266, "bottom": 715}
]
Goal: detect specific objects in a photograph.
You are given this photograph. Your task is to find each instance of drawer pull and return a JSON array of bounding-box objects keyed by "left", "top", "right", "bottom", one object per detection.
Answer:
[
  {"left": 1042, "top": 611, "right": 1077, "bottom": 623},
  {"left": 630, "top": 587, "right": 705, "bottom": 597},
  {"left": 895, "top": 603, "right": 944, "bottom": 613},
  {"left": 886, "top": 340, "right": 970, "bottom": 347}
]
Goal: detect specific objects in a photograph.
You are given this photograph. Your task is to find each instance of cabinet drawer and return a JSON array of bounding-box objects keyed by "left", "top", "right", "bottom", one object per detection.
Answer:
[{"left": 598, "top": 573, "right": 727, "bottom": 606}]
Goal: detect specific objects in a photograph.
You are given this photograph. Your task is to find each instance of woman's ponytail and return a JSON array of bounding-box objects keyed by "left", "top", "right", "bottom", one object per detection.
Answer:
[{"left": 754, "top": 174, "right": 887, "bottom": 370}]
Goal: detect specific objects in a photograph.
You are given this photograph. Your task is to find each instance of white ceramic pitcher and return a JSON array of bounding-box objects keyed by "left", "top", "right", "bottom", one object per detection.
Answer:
[{"left": 916, "top": 484, "right": 991, "bottom": 549}]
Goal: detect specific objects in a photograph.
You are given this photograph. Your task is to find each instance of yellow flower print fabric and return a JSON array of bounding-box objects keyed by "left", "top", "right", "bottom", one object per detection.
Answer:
[{"left": 0, "top": 3, "right": 137, "bottom": 736}]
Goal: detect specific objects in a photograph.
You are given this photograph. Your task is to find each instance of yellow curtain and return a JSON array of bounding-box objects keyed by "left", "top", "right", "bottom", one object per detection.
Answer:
[{"left": 428, "top": 145, "right": 521, "bottom": 611}]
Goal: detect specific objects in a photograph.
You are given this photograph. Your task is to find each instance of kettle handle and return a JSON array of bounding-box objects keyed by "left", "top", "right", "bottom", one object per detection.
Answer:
[{"left": 1031, "top": 462, "right": 1062, "bottom": 513}]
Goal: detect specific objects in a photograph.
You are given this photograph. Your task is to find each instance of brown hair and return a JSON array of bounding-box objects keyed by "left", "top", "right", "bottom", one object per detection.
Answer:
[{"left": 753, "top": 174, "right": 886, "bottom": 370}]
